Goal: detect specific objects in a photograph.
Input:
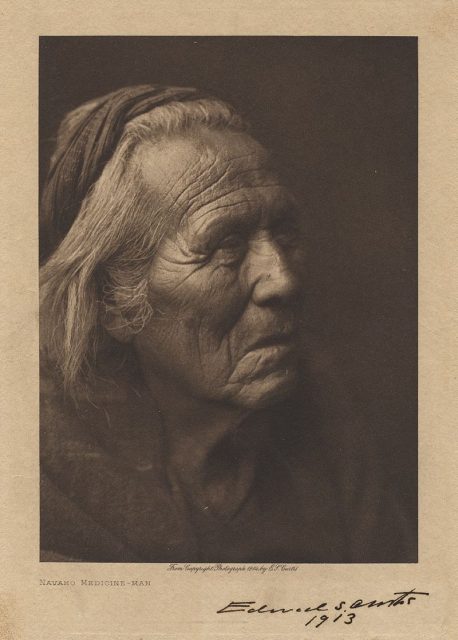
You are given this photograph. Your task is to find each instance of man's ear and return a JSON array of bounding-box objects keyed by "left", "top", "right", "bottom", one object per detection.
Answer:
[{"left": 99, "top": 302, "right": 134, "bottom": 344}]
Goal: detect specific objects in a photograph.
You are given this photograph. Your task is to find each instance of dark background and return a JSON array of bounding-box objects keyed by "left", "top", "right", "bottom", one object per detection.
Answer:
[{"left": 40, "top": 36, "right": 417, "bottom": 526}]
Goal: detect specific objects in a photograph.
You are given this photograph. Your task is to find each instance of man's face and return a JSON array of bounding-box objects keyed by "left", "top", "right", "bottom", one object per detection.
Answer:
[{"left": 132, "top": 127, "right": 305, "bottom": 410}]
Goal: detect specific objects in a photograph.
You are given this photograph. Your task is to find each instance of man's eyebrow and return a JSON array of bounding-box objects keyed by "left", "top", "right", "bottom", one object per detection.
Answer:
[
  {"left": 191, "top": 206, "right": 256, "bottom": 238},
  {"left": 188, "top": 190, "right": 298, "bottom": 235}
]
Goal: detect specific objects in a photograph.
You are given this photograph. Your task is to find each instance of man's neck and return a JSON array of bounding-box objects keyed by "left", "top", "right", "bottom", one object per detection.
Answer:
[{"left": 142, "top": 371, "right": 270, "bottom": 517}]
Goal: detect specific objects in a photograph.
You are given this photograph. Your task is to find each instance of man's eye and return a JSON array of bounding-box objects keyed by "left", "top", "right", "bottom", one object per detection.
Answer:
[
  {"left": 212, "top": 234, "right": 247, "bottom": 265},
  {"left": 273, "top": 224, "right": 300, "bottom": 247}
]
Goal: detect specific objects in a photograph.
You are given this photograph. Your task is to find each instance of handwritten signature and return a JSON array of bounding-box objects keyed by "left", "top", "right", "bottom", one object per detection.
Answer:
[{"left": 216, "top": 588, "right": 430, "bottom": 628}]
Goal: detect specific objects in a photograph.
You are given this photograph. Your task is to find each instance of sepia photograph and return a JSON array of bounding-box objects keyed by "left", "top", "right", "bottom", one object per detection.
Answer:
[{"left": 39, "top": 36, "right": 417, "bottom": 564}]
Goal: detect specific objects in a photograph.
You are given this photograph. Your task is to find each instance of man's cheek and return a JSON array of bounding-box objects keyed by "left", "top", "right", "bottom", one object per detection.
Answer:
[
  {"left": 148, "top": 257, "right": 206, "bottom": 306},
  {"left": 180, "top": 292, "right": 233, "bottom": 341}
]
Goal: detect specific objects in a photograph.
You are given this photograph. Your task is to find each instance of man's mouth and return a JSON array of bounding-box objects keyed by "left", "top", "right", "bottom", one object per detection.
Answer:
[{"left": 249, "top": 329, "right": 297, "bottom": 352}]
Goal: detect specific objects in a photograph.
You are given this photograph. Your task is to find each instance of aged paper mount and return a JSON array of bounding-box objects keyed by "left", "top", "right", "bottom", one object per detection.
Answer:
[{"left": 1, "top": 1, "right": 457, "bottom": 639}]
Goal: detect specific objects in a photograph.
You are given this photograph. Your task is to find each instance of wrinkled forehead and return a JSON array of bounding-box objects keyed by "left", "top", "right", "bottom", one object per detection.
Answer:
[{"left": 135, "top": 127, "right": 290, "bottom": 227}]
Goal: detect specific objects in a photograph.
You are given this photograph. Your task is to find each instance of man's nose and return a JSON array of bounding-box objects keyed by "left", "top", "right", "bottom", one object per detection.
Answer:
[{"left": 245, "top": 235, "right": 299, "bottom": 306}]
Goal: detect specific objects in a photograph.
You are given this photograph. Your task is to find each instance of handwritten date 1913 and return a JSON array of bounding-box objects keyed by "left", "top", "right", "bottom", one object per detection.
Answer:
[{"left": 216, "top": 589, "right": 430, "bottom": 628}]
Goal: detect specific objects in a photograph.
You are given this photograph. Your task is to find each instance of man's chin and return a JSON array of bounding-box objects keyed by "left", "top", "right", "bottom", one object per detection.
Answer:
[{"left": 232, "top": 368, "right": 298, "bottom": 410}]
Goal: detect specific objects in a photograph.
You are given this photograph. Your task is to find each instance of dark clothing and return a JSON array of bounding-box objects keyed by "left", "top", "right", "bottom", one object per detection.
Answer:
[{"left": 40, "top": 349, "right": 415, "bottom": 563}]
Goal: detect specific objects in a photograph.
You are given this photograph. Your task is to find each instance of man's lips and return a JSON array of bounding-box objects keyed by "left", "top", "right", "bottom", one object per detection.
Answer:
[
  {"left": 248, "top": 329, "right": 298, "bottom": 352},
  {"left": 228, "top": 326, "right": 300, "bottom": 385}
]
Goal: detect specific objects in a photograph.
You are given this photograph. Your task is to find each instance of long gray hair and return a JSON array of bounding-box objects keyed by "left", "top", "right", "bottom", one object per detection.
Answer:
[{"left": 40, "top": 96, "right": 247, "bottom": 394}]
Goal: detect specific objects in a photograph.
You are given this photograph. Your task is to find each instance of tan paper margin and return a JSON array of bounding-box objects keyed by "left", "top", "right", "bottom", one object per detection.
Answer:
[{"left": 1, "top": 2, "right": 456, "bottom": 638}]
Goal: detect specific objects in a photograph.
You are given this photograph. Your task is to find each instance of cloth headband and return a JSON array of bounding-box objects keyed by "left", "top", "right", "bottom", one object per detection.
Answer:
[{"left": 40, "top": 84, "right": 207, "bottom": 262}]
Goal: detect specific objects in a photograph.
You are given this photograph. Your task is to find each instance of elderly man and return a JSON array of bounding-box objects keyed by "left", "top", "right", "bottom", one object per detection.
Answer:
[{"left": 40, "top": 85, "right": 413, "bottom": 562}]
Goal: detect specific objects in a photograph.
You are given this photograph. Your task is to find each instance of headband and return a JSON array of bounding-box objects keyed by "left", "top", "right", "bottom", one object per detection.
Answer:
[{"left": 40, "top": 84, "right": 207, "bottom": 262}]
